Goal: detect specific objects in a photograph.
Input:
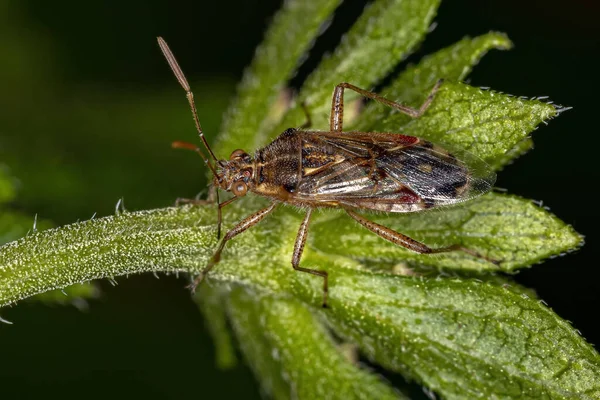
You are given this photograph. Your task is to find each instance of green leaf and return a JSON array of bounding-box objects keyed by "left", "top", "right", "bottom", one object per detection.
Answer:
[
  {"left": 309, "top": 192, "right": 583, "bottom": 273},
  {"left": 270, "top": 0, "right": 441, "bottom": 136},
  {"left": 356, "top": 32, "right": 513, "bottom": 131},
  {"left": 0, "top": 206, "right": 215, "bottom": 307},
  {"left": 0, "top": 0, "right": 590, "bottom": 398},
  {"left": 289, "top": 270, "right": 600, "bottom": 399},
  {"left": 227, "top": 288, "right": 291, "bottom": 399},
  {"left": 1, "top": 211, "right": 98, "bottom": 306},
  {"left": 0, "top": 190, "right": 583, "bottom": 307},
  {"left": 0, "top": 170, "right": 98, "bottom": 308},
  {"left": 226, "top": 286, "right": 405, "bottom": 400},
  {"left": 0, "top": 201, "right": 593, "bottom": 398},
  {"left": 348, "top": 33, "right": 552, "bottom": 171},
  {"left": 492, "top": 136, "right": 535, "bottom": 168},
  {"left": 215, "top": 0, "right": 341, "bottom": 154},
  {"left": 195, "top": 283, "right": 238, "bottom": 369},
  {"left": 0, "top": 201, "right": 296, "bottom": 307},
  {"left": 0, "top": 192, "right": 582, "bottom": 308},
  {"left": 374, "top": 81, "right": 557, "bottom": 169}
]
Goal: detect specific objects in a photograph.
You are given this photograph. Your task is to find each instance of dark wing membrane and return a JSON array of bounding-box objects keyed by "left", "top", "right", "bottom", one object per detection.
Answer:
[
  {"left": 379, "top": 141, "right": 496, "bottom": 207},
  {"left": 296, "top": 131, "right": 495, "bottom": 212}
]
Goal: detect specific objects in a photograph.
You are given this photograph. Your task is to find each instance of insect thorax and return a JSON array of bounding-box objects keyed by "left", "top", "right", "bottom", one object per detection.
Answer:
[{"left": 254, "top": 128, "right": 303, "bottom": 197}]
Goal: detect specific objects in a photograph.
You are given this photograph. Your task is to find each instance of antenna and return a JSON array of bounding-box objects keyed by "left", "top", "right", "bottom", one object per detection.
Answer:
[
  {"left": 158, "top": 37, "right": 224, "bottom": 239},
  {"left": 157, "top": 37, "right": 219, "bottom": 163}
]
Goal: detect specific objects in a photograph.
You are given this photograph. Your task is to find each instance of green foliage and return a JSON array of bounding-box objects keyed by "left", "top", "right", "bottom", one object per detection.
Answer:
[
  {"left": 196, "top": 284, "right": 239, "bottom": 369},
  {"left": 0, "top": 165, "right": 98, "bottom": 307},
  {"left": 0, "top": 0, "right": 594, "bottom": 399},
  {"left": 269, "top": 0, "right": 441, "bottom": 139},
  {"left": 0, "top": 197, "right": 594, "bottom": 397},
  {"left": 305, "top": 273, "right": 600, "bottom": 399},
  {"left": 216, "top": 0, "right": 341, "bottom": 153},
  {"left": 227, "top": 287, "right": 405, "bottom": 400},
  {"left": 356, "top": 32, "right": 513, "bottom": 131},
  {"left": 384, "top": 82, "right": 558, "bottom": 170},
  {"left": 310, "top": 193, "right": 581, "bottom": 273}
]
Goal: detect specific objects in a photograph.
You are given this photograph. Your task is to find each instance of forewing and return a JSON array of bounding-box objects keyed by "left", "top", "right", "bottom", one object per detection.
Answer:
[
  {"left": 298, "top": 132, "right": 417, "bottom": 199},
  {"left": 380, "top": 142, "right": 496, "bottom": 207},
  {"left": 297, "top": 131, "right": 495, "bottom": 211}
]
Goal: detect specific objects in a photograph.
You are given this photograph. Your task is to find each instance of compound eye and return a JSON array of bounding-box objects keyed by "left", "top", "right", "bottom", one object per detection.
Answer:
[
  {"left": 232, "top": 181, "right": 248, "bottom": 197},
  {"left": 229, "top": 149, "right": 248, "bottom": 160}
]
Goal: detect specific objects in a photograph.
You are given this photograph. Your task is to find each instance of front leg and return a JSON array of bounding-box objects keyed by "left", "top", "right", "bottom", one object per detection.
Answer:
[
  {"left": 291, "top": 209, "right": 329, "bottom": 308},
  {"left": 189, "top": 202, "right": 278, "bottom": 291},
  {"left": 175, "top": 187, "right": 239, "bottom": 239}
]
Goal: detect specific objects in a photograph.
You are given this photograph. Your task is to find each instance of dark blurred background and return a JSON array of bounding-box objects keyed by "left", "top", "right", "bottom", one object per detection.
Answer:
[{"left": 0, "top": 0, "right": 598, "bottom": 398}]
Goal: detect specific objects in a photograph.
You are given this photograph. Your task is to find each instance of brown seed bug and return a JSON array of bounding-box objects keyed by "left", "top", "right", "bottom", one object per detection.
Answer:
[{"left": 157, "top": 37, "right": 498, "bottom": 308}]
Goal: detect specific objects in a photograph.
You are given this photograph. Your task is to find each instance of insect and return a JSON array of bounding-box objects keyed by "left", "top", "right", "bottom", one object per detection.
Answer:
[{"left": 157, "top": 37, "right": 498, "bottom": 308}]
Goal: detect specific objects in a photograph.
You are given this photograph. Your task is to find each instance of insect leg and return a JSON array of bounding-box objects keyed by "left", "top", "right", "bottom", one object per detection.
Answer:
[
  {"left": 174, "top": 186, "right": 234, "bottom": 239},
  {"left": 216, "top": 196, "right": 239, "bottom": 239},
  {"left": 329, "top": 80, "right": 443, "bottom": 132},
  {"left": 330, "top": 84, "right": 345, "bottom": 132},
  {"left": 188, "top": 202, "right": 278, "bottom": 291},
  {"left": 345, "top": 209, "right": 499, "bottom": 265},
  {"left": 292, "top": 209, "right": 329, "bottom": 308}
]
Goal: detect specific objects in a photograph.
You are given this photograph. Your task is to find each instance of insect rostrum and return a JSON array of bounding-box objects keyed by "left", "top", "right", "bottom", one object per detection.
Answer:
[{"left": 158, "top": 37, "right": 498, "bottom": 308}]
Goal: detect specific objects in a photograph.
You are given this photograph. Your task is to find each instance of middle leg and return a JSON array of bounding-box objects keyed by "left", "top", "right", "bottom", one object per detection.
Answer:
[
  {"left": 175, "top": 188, "right": 238, "bottom": 239},
  {"left": 292, "top": 208, "right": 329, "bottom": 308}
]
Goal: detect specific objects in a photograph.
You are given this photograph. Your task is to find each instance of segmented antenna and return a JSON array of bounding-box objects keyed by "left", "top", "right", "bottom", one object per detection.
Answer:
[
  {"left": 157, "top": 37, "right": 219, "bottom": 164},
  {"left": 158, "top": 37, "right": 223, "bottom": 239}
]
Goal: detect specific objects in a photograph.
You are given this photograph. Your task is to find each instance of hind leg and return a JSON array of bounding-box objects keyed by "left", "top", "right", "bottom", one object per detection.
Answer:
[
  {"left": 345, "top": 209, "right": 499, "bottom": 265},
  {"left": 329, "top": 80, "right": 443, "bottom": 132}
]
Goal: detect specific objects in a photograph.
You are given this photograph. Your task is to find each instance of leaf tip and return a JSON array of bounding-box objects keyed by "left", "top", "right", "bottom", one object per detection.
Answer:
[
  {"left": 482, "top": 31, "right": 514, "bottom": 51},
  {"left": 554, "top": 104, "right": 573, "bottom": 116}
]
